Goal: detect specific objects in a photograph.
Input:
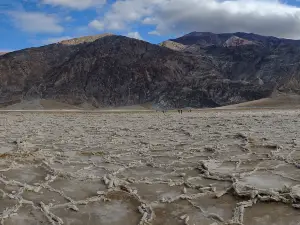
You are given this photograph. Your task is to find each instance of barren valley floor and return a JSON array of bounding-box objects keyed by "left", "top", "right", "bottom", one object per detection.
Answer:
[{"left": 0, "top": 110, "right": 299, "bottom": 225}]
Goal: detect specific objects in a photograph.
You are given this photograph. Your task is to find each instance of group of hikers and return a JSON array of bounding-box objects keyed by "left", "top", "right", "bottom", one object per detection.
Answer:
[
  {"left": 156, "top": 109, "right": 192, "bottom": 114},
  {"left": 178, "top": 109, "right": 192, "bottom": 113}
]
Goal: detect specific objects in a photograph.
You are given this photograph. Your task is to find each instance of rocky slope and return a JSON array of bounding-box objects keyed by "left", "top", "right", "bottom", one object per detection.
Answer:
[
  {"left": 159, "top": 40, "right": 187, "bottom": 51},
  {"left": 1, "top": 32, "right": 297, "bottom": 109},
  {"left": 170, "top": 32, "right": 300, "bottom": 48},
  {"left": 223, "top": 36, "right": 256, "bottom": 47},
  {"left": 168, "top": 32, "right": 300, "bottom": 94}
]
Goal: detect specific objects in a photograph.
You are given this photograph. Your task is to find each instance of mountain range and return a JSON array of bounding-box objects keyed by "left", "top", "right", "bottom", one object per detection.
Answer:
[{"left": 1, "top": 32, "right": 300, "bottom": 109}]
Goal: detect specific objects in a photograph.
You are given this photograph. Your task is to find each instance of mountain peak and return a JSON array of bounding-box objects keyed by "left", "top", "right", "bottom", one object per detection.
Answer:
[
  {"left": 58, "top": 33, "right": 114, "bottom": 45},
  {"left": 183, "top": 31, "right": 215, "bottom": 37},
  {"left": 170, "top": 31, "right": 300, "bottom": 48}
]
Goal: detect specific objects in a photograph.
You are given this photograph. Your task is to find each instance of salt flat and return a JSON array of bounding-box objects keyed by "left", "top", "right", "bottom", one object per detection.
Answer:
[{"left": 0, "top": 110, "right": 299, "bottom": 225}]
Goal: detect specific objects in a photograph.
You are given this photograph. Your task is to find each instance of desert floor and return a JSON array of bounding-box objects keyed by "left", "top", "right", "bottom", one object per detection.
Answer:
[{"left": 0, "top": 110, "right": 299, "bottom": 225}]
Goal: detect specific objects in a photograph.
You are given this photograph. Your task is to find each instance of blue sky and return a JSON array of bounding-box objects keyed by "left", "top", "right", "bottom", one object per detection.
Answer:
[{"left": 1, "top": 0, "right": 300, "bottom": 51}]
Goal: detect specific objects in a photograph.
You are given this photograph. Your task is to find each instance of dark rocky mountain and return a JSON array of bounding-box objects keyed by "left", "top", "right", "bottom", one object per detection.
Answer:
[
  {"left": 165, "top": 32, "right": 300, "bottom": 94},
  {"left": 170, "top": 32, "right": 300, "bottom": 48},
  {"left": 1, "top": 32, "right": 299, "bottom": 109}
]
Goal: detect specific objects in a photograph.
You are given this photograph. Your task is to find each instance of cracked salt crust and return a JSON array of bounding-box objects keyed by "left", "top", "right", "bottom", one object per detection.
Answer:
[{"left": 0, "top": 110, "right": 300, "bottom": 225}]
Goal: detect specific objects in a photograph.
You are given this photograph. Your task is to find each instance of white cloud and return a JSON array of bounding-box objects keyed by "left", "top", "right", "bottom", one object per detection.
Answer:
[
  {"left": 148, "top": 30, "right": 160, "bottom": 36},
  {"left": 65, "top": 16, "right": 73, "bottom": 21},
  {"left": 126, "top": 31, "right": 143, "bottom": 40},
  {"left": 10, "top": 11, "right": 63, "bottom": 33},
  {"left": 95, "top": 0, "right": 157, "bottom": 31},
  {"left": 88, "top": 20, "right": 104, "bottom": 31},
  {"left": 92, "top": 0, "right": 300, "bottom": 39},
  {"left": 42, "top": 36, "right": 73, "bottom": 44},
  {"left": 41, "top": 0, "right": 106, "bottom": 10}
]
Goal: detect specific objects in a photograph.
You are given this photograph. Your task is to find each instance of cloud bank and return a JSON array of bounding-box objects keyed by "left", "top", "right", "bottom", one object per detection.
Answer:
[
  {"left": 41, "top": 0, "right": 106, "bottom": 10},
  {"left": 93, "top": 0, "right": 300, "bottom": 39},
  {"left": 126, "top": 31, "right": 143, "bottom": 40},
  {"left": 10, "top": 11, "right": 63, "bottom": 33}
]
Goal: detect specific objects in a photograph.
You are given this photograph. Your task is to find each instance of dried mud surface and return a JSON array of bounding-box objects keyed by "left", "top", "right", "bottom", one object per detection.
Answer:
[{"left": 0, "top": 110, "right": 299, "bottom": 225}]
